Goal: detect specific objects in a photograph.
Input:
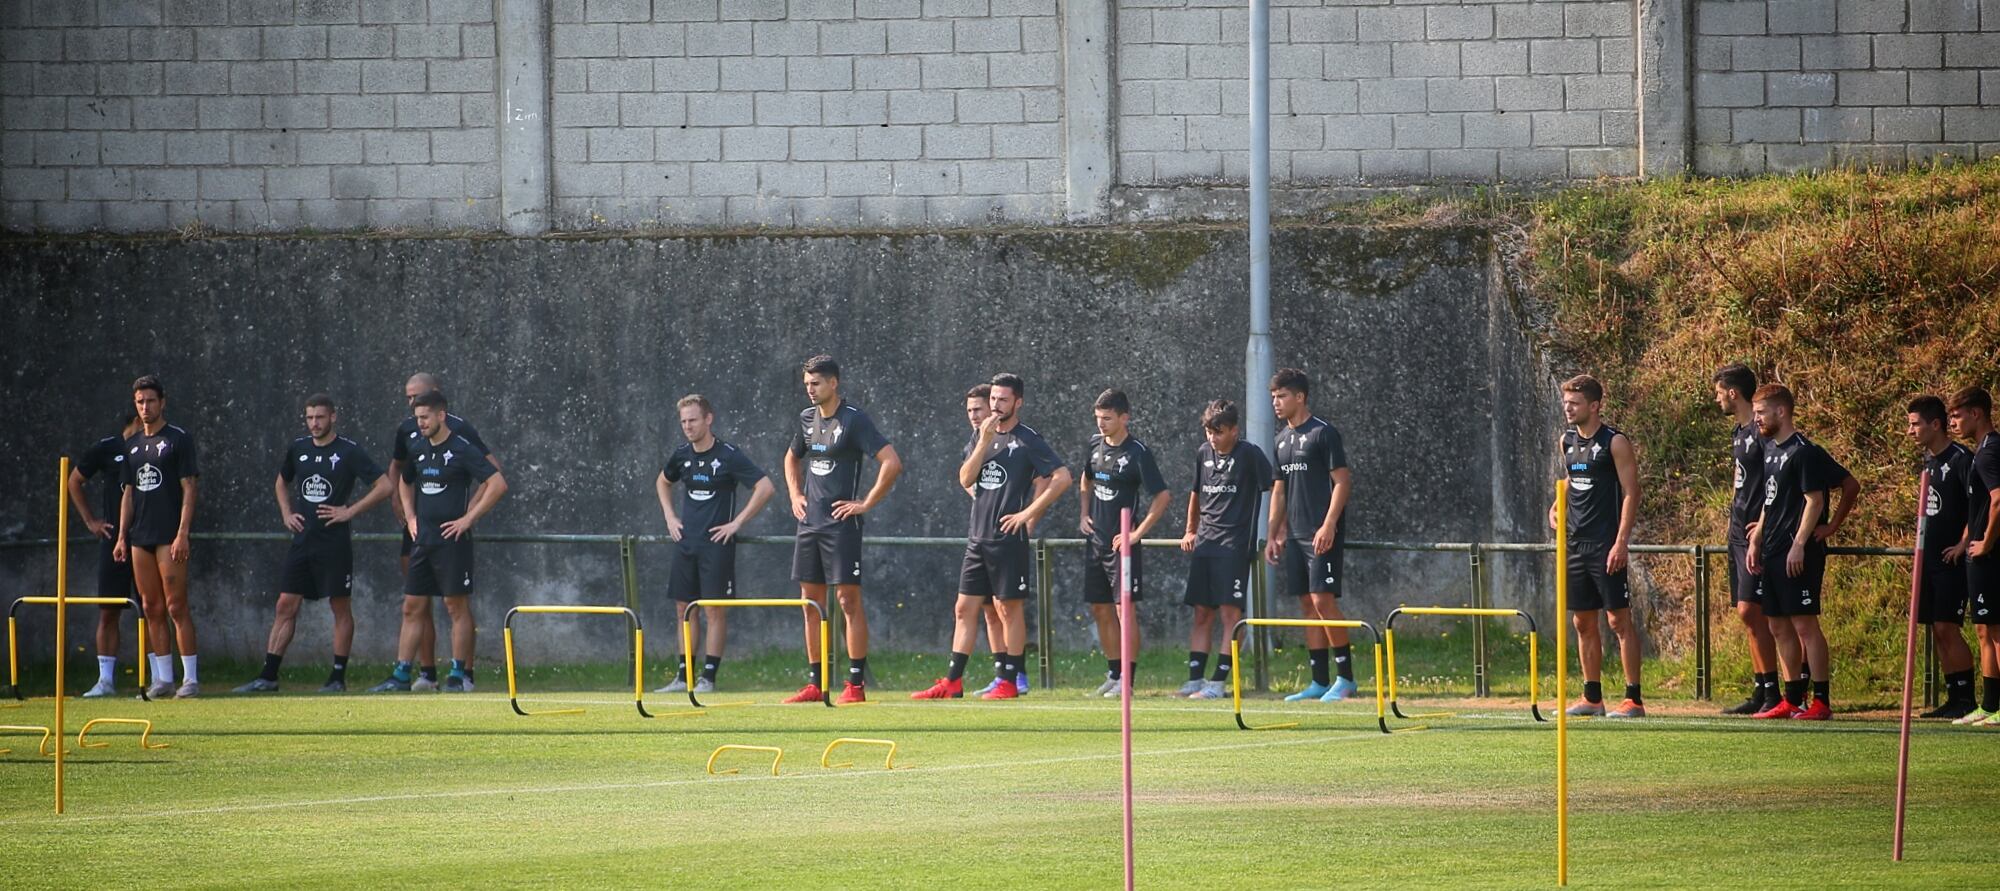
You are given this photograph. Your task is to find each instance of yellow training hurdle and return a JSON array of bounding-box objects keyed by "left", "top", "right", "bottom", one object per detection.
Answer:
[
  {"left": 502, "top": 605, "right": 651, "bottom": 718},
  {"left": 707, "top": 744, "right": 784, "bottom": 776},
  {"left": 681, "top": 598, "right": 833, "bottom": 708},
  {"left": 9, "top": 596, "right": 150, "bottom": 702},
  {"left": 0, "top": 724, "right": 54, "bottom": 757},
  {"left": 1383, "top": 607, "right": 1547, "bottom": 724},
  {"left": 822, "top": 737, "right": 902, "bottom": 770},
  {"left": 76, "top": 718, "right": 168, "bottom": 751},
  {"left": 1228, "top": 618, "right": 1391, "bottom": 734}
]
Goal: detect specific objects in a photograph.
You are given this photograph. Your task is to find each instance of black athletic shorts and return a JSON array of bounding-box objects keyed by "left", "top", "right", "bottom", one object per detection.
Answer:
[
  {"left": 1727, "top": 538, "right": 1761, "bottom": 606},
  {"left": 407, "top": 538, "right": 475, "bottom": 598},
  {"left": 960, "top": 539, "right": 1032, "bottom": 600},
  {"left": 96, "top": 536, "right": 134, "bottom": 604},
  {"left": 1565, "top": 542, "right": 1632, "bottom": 612},
  {"left": 1917, "top": 549, "right": 1968, "bottom": 625},
  {"left": 1280, "top": 539, "right": 1341, "bottom": 597},
  {"left": 1970, "top": 553, "right": 2000, "bottom": 625},
  {"left": 792, "top": 522, "right": 863, "bottom": 586},
  {"left": 1757, "top": 540, "right": 1825, "bottom": 618},
  {"left": 1083, "top": 540, "right": 1142, "bottom": 603},
  {"left": 400, "top": 528, "right": 414, "bottom": 557},
  {"left": 1184, "top": 551, "right": 1252, "bottom": 608},
  {"left": 669, "top": 544, "right": 736, "bottom": 601},
  {"left": 279, "top": 541, "right": 354, "bottom": 600}
]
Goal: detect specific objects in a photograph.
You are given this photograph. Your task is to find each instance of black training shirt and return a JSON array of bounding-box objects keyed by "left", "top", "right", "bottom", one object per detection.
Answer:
[
  {"left": 663, "top": 440, "right": 766, "bottom": 551},
  {"left": 280, "top": 435, "right": 384, "bottom": 546},
  {"left": 966, "top": 422, "right": 1064, "bottom": 543},
  {"left": 1082, "top": 434, "right": 1169, "bottom": 548},
  {"left": 402, "top": 433, "right": 497, "bottom": 545},
  {"left": 1192, "top": 441, "right": 1273, "bottom": 557},
  {"left": 120, "top": 424, "right": 199, "bottom": 547},
  {"left": 1274, "top": 416, "right": 1348, "bottom": 543}
]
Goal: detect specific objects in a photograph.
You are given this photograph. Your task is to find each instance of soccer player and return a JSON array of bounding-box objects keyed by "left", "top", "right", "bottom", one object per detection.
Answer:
[
  {"left": 236, "top": 394, "right": 393, "bottom": 694},
  {"left": 1949, "top": 386, "right": 2000, "bottom": 726},
  {"left": 783, "top": 356, "right": 902, "bottom": 705},
  {"left": 913, "top": 373, "right": 1071, "bottom": 700},
  {"left": 1906, "top": 395, "right": 1978, "bottom": 718},
  {"left": 1712, "top": 364, "right": 1785, "bottom": 715},
  {"left": 391, "top": 391, "right": 508, "bottom": 693},
  {"left": 112, "top": 375, "right": 201, "bottom": 699},
  {"left": 1745, "top": 384, "right": 1860, "bottom": 721},
  {"left": 1078, "top": 389, "right": 1171, "bottom": 697},
  {"left": 372, "top": 373, "right": 500, "bottom": 693},
  {"left": 1180, "top": 400, "right": 1273, "bottom": 699},
  {"left": 1551, "top": 375, "right": 1645, "bottom": 718},
  {"left": 653, "top": 395, "right": 776, "bottom": 694},
  {"left": 1264, "top": 368, "right": 1358, "bottom": 702},
  {"left": 965, "top": 384, "right": 1033, "bottom": 697},
  {"left": 64, "top": 409, "right": 142, "bottom": 698}
]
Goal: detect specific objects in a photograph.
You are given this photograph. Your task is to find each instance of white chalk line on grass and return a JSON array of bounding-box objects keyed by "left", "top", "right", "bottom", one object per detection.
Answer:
[{"left": 0, "top": 727, "right": 1390, "bottom": 828}]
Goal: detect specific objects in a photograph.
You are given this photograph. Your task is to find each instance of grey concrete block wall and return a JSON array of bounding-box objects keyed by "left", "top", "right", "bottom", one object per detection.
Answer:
[
  {"left": 1692, "top": 0, "right": 2000, "bottom": 174},
  {"left": 1115, "top": 0, "right": 1640, "bottom": 185}
]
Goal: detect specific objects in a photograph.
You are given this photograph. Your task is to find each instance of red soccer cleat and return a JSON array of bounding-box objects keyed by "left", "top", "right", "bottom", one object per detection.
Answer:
[
  {"left": 1791, "top": 697, "right": 1831, "bottom": 721},
  {"left": 981, "top": 679, "right": 1018, "bottom": 700},
  {"left": 837, "top": 682, "right": 866, "bottom": 704},
  {"left": 910, "top": 677, "right": 963, "bottom": 700},
  {"left": 1753, "top": 699, "right": 1799, "bottom": 719},
  {"left": 781, "top": 683, "right": 823, "bottom": 704}
]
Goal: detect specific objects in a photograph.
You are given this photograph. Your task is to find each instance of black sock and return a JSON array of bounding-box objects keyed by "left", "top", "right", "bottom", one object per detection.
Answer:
[
  {"left": 1624, "top": 684, "right": 1642, "bottom": 705},
  {"left": 947, "top": 651, "right": 969, "bottom": 682},
  {"left": 1332, "top": 645, "right": 1354, "bottom": 682},
  {"left": 672, "top": 654, "right": 688, "bottom": 680},
  {"left": 805, "top": 659, "right": 820, "bottom": 686},
  {"left": 998, "top": 654, "right": 1019, "bottom": 684},
  {"left": 1983, "top": 676, "right": 1999, "bottom": 713},
  {"left": 1784, "top": 679, "right": 1807, "bottom": 707},
  {"left": 260, "top": 652, "right": 283, "bottom": 682},
  {"left": 1107, "top": 658, "right": 1121, "bottom": 681},
  {"left": 1211, "top": 652, "right": 1234, "bottom": 683},
  {"left": 992, "top": 653, "right": 1005, "bottom": 674},
  {"left": 1811, "top": 680, "right": 1829, "bottom": 705},
  {"left": 1125, "top": 661, "right": 1137, "bottom": 685},
  {"left": 464, "top": 667, "right": 475, "bottom": 684},
  {"left": 1012, "top": 652, "right": 1026, "bottom": 679},
  {"left": 419, "top": 665, "right": 438, "bottom": 683},
  {"left": 1583, "top": 681, "right": 1602, "bottom": 704},
  {"left": 1945, "top": 669, "right": 1974, "bottom": 704},
  {"left": 1188, "top": 651, "right": 1209, "bottom": 682},
  {"left": 1309, "top": 648, "right": 1330, "bottom": 686},
  {"left": 1756, "top": 672, "right": 1778, "bottom": 706},
  {"left": 848, "top": 657, "right": 868, "bottom": 687},
  {"left": 328, "top": 656, "right": 347, "bottom": 683},
  {"left": 701, "top": 656, "right": 721, "bottom": 683}
]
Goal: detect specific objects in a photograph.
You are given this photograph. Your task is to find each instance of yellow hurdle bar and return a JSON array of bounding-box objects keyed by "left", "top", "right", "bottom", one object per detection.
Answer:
[
  {"left": 77, "top": 718, "right": 168, "bottom": 750},
  {"left": 822, "top": 737, "right": 902, "bottom": 770},
  {"left": 1554, "top": 480, "right": 1570, "bottom": 886},
  {"left": 0, "top": 724, "right": 54, "bottom": 757},
  {"left": 684, "top": 598, "right": 833, "bottom": 708},
  {"left": 9, "top": 596, "right": 149, "bottom": 702},
  {"left": 1383, "top": 607, "right": 1546, "bottom": 724},
  {"left": 1227, "top": 618, "right": 1389, "bottom": 734},
  {"left": 707, "top": 744, "right": 784, "bottom": 776},
  {"left": 501, "top": 605, "right": 650, "bottom": 718}
]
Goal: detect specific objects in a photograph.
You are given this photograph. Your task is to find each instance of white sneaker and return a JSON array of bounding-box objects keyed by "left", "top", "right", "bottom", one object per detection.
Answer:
[
  {"left": 1193, "top": 680, "right": 1227, "bottom": 700},
  {"left": 1091, "top": 675, "right": 1118, "bottom": 697},
  {"left": 1102, "top": 680, "right": 1128, "bottom": 698},
  {"left": 411, "top": 677, "right": 438, "bottom": 692},
  {"left": 83, "top": 679, "right": 117, "bottom": 698},
  {"left": 144, "top": 680, "right": 175, "bottom": 700},
  {"left": 174, "top": 682, "right": 200, "bottom": 699},
  {"left": 653, "top": 677, "right": 689, "bottom": 694},
  {"left": 693, "top": 677, "right": 714, "bottom": 694},
  {"left": 1174, "top": 679, "right": 1205, "bottom": 697}
]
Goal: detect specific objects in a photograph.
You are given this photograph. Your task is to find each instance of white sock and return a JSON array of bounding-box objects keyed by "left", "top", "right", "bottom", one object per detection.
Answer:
[
  {"left": 96, "top": 655, "right": 116, "bottom": 686},
  {"left": 180, "top": 654, "right": 199, "bottom": 685},
  {"left": 150, "top": 654, "right": 175, "bottom": 685}
]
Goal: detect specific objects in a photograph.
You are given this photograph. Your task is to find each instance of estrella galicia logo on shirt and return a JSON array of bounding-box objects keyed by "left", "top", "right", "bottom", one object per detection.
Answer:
[
  {"left": 135, "top": 463, "right": 162, "bottom": 492},
  {"left": 689, "top": 487, "right": 716, "bottom": 502},
  {"left": 809, "top": 458, "right": 835, "bottom": 476},
  {"left": 1093, "top": 483, "right": 1117, "bottom": 502},
  {"left": 302, "top": 474, "right": 331, "bottom": 503},
  {"left": 1926, "top": 485, "right": 1941, "bottom": 517},
  {"left": 420, "top": 482, "right": 447, "bottom": 496},
  {"left": 1569, "top": 477, "right": 1594, "bottom": 493},
  {"left": 978, "top": 461, "right": 1007, "bottom": 491}
]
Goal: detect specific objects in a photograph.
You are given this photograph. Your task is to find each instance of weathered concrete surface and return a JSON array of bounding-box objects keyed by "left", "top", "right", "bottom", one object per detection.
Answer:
[{"left": 0, "top": 226, "right": 1554, "bottom": 664}]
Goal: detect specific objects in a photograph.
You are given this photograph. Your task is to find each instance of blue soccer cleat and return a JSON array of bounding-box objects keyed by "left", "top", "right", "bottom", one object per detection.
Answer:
[
  {"left": 1319, "top": 677, "right": 1359, "bottom": 702},
  {"left": 1284, "top": 681, "right": 1332, "bottom": 701},
  {"left": 1015, "top": 672, "right": 1030, "bottom": 696}
]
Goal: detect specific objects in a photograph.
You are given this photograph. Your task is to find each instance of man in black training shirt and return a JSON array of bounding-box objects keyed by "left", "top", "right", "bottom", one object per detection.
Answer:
[
  {"left": 1076, "top": 389, "right": 1171, "bottom": 698},
  {"left": 63, "top": 409, "right": 141, "bottom": 698},
  {"left": 783, "top": 356, "right": 902, "bottom": 705},
  {"left": 1711, "top": 364, "right": 1788, "bottom": 715},
  {"left": 1907, "top": 395, "right": 1978, "bottom": 719},
  {"left": 913, "top": 373, "right": 1071, "bottom": 701},
  {"left": 1948, "top": 387, "right": 2000, "bottom": 726},
  {"left": 654, "top": 394, "right": 776, "bottom": 695},
  {"left": 1745, "top": 384, "right": 1860, "bottom": 721},
  {"left": 1264, "top": 368, "right": 1358, "bottom": 703},
  {"left": 1551, "top": 375, "right": 1644, "bottom": 718},
  {"left": 1180, "top": 400, "right": 1272, "bottom": 700},
  {"left": 965, "top": 384, "right": 1037, "bottom": 697},
  {"left": 373, "top": 372, "right": 501, "bottom": 693},
  {"left": 234, "top": 394, "right": 392, "bottom": 694},
  {"left": 386, "top": 390, "right": 508, "bottom": 694},
  {"left": 114, "top": 375, "right": 202, "bottom": 699}
]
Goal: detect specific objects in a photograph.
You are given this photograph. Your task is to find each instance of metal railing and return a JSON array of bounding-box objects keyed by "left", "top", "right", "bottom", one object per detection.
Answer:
[{"left": 0, "top": 532, "right": 1925, "bottom": 699}]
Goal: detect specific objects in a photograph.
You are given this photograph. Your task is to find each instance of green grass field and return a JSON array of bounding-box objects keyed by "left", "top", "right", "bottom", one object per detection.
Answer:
[{"left": 1, "top": 654, "right": 1994, "bottom": 890}]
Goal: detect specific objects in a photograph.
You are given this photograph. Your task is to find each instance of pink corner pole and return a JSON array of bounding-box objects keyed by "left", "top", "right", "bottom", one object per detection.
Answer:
[
  {"left": 1119, "top": 507, "right": 1136, "bottom": 891},
  {"left": 1893, "top": 469, "right": 1929, "bottom": 862}
]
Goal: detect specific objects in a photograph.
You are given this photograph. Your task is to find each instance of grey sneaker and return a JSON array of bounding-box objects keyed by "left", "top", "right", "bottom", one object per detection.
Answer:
[
  {"left": 441, "top": 675, "right": 473, "bottom": 693},
  {"left": 319, "top": 679, "right": 346, "bottom": 693},
  {"left": 1192, "top": 680, "right": 1228, "bottom": 700},
  {"left": 693, "top": 677, "right": 714, "bottom": 694},
  {"left": 411, "top": 677, "right": 438, "bottom": 692},
  {"left": 232, "top": 678, "right": 279, "bottom": 694},
  {"left": 82, "top": 679, "right": 117, "bottom": 698},
  {"left": 1174, "top": 679, "right": 1206, "bottom": 697},
  {"left": 367, "top": 676, "right": 411, "bottom": 693},
  {"left": 1565, "top": 699, "right": 1606, "bottom": 717},
  {"left": 174, "top": 682, "right": 200, "bottom": 699},
  {"left": 1102, "top": 680, "right": 1127, "bottom": 698},
  {"left": 1092, "top": 675, "right": 1118, "bottom": 697},
  {"left": 653, "top": 676, "right": 689, "bottom": 694},
  {"left": 144, "top": 680, "right": 175, "bottom": 700}
]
